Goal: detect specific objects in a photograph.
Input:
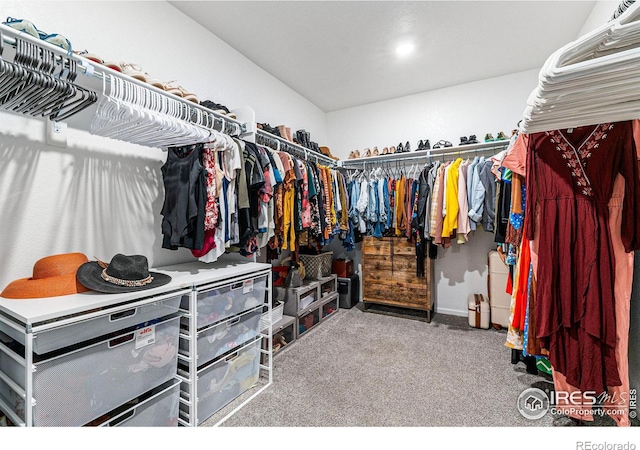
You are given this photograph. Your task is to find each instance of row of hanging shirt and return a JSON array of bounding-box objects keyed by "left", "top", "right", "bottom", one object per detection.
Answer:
[
  {"left": 345, "top": 138, "right": 514, "bottom": 252},
  {"left": 160, "top": 129, "right": 351, "bottom": 263}
]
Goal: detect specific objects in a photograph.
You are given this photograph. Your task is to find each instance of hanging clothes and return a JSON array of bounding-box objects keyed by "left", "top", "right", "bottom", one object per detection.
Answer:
[
  {"left": 161, "top": 143, "right": 207, "bottom": 251},
  {"left": 525, "top": 121, "right": 640, "bottom": 393}
]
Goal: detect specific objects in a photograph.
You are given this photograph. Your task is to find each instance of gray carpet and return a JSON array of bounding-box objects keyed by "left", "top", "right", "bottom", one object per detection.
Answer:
[{"left": 200, "top": 304, "right": 633, "bottom": 427}]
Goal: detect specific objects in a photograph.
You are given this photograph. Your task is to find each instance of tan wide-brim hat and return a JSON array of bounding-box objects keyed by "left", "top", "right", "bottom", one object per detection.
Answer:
[{"left": 1, "top": 253, "right": 92, "bottom": 299}]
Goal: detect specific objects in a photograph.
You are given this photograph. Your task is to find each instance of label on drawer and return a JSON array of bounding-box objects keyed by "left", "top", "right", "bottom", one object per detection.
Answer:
[
  {"left": 135, "top": 325, "right": 156, "bottom": 349},
  {"left": 243, "top": 279, "right": 254, "bottom": 294}
]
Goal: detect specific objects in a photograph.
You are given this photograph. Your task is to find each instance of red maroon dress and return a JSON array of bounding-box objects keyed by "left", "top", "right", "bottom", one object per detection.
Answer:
[{"left": 525, "top": 121, "right": 640, "bottom": 393}]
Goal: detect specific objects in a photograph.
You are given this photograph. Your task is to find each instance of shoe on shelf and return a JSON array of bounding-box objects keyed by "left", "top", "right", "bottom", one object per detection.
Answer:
[
  {"left": 484, "top": 133, "right": 495, "bottom": 142},
  {"left": 373, "top": 146, "right": 379, "bottom": 156},
  {"left": 389, "top": 146, "right": 396, "bottom": 154},
  {"left": 496, "top": 131, "right": 507, "bottom": 140},
  {"left": 348, "top": 151, "right": 356, "bottom": 159},
  {"left": 103, "top": 61, "right": 123, "bottom": 73},
  {"left": 120, "top": 62, "right": 150, "bottom": 83},
  {"left": 3, "top": 17, "right": 46, "bottom": 39},
  {"left": 405, "top": 141, "right": 411, "bottom": 152},
  {"left": 468, "top": 135, "right": 479, "bottom": 144},
  {"left": 354, "top": 149, "right": 361, "bottom": 158},
  {"left": 364, "top": 148, "right": 372, "bottom": 157},
  {"left": 397, "top": 142, "right": 404, "bottom": 153},
  {"left": 382, "top": 147, "right": 388, "bottom": 155},
  {"left": 177, "top": 86, "right": 198, "bottom": 103},
  {"left": 320, "top": 146, "right": 339, "bottom": 161},
  {"left": 423, "top": 139, "right": 430, "bottom": 150},
  {"left": 41, "top": 33, "right": 73, "bottom": 53},
  {"left": 417, "top": 140, "right": 424, "bottom": 150},
  {"left": 460, "top": 136, "right": 469, "bottom": 145},
  {"left": 278, "top": 125, "right": 288, "bottom": 140},
  {"left": 435, "top": 140, "right": 453, "bottom": 148},
  {"left": 74, "top": 50, "right": 103, "bottom": 64}
]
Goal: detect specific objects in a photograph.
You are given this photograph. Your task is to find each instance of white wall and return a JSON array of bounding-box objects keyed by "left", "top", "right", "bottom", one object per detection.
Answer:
[
  {"left": 326, "top": 69, "right": 539, "bottom": 160},
  {"left": 577, "top": 1, "right": 618, "bottom": 37},
  {"left": 326, "top": 69, "right": 540, "bottom": 315},
  {"left": 0, "top": 0, "right": 327, "bottom": 292}
]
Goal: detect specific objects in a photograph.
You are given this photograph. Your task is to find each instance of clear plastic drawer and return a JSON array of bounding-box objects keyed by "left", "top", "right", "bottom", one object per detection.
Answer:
[
  {"left": 182, "top": 275, "right": 267, "bottom": 328},
  {"left": 181, "top": 306, "right": 262, "bottom": 366},
  {"left": 4, "top": 315, "right": 180, "bottom": 426},
  {"left": 103, "top": 379, "right": 181, "bottom": 427},
  {"left": 196, "top": 339, "right": 261, "bottom": 424},
  {"left": 32, "top": 295, "right": 182, "bottom": 354}
]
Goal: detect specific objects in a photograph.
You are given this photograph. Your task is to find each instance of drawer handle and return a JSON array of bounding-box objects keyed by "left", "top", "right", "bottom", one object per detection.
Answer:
[
  {"left": 108, "top": 333, "right": 135, "bottom": 348},
  {"left": 228, "top": 317, "right": 241, "bottom": 326},
  {"left": 225, "top": 350, "right": 240, "bottom": 362},
  {"left": 109, "top": 308, "right": 137, "bottom": 322},
  {"left": 230, "top": 282, "right": 244, "bottom": 290},
  {"left": 108, "top": 409, "right": 136, "bottom": 426}
]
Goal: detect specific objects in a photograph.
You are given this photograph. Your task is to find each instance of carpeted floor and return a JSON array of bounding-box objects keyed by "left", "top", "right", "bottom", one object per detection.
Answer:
[{"left": 200, "top": 304, "right": 633, "bottom": 427}]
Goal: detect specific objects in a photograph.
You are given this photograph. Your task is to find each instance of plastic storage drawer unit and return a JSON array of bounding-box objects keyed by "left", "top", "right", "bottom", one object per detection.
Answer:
[
  {"left": 103, "top": 379, "right": 181, "bottom": 427},
  {"left": 181, "top": 306, "right": 262, "bottom": 365},
  {"left": 2, "top": 315, "right": 180, "bottom": 427},
  {"left": 32, "top": 295, "right": 181, "bottom": 355},
  {"left": 196, "top": 339, "right": 261, "bottom": 423},
  {"left": 183, "top": 275, "right": 267, "bottom": 328}
]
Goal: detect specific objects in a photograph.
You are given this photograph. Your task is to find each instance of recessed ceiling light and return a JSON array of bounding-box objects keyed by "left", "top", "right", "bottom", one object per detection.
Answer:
[{"left": 396, "top": 42, "right": 415, "bottom": 57}]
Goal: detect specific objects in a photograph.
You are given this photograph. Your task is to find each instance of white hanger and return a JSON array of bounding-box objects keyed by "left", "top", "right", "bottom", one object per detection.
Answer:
[{"left": 521, "top": 2, "right": 640, "bottom": 133}]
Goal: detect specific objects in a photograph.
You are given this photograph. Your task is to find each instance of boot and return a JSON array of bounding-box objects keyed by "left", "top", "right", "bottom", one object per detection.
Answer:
[
  {"left": 320, "top": 146, "right": 339, "bottom": 161},
  {"left": 286, "top": 127, "right": 293, "bottom": 142}
]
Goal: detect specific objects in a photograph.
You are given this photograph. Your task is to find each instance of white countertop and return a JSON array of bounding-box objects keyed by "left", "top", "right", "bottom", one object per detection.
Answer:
[{"left": 0, "top": 258, "right": 270, "bottom": 326}]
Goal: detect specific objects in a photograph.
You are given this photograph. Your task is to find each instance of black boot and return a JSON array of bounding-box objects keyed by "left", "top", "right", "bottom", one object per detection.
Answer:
[
  {"left": 511, "top": 349, "right": 520, "bottom": 365},
  {"left": 524, "top": 355, "right": 538, "bottom": 375}
]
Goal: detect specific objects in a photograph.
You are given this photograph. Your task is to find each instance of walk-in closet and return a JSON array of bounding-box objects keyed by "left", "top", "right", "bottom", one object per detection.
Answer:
[{"left": 0, "top": 1, "right": 638, "bottom": 447}]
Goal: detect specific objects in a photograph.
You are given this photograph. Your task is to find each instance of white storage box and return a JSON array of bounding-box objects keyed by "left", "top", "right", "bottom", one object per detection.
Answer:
[
  {"left": 181, "top": 306, "right": 262, "bottom": 366},
  {"left": 196, "top": 339, "right": 261, "bottom": 424},
  {"left": 260, "top": 301, "right": 284, "bottom": 331},
  {"left": 30, "top": 295, "right": 182, "bottom": 355},
  {"left": 183, "top": 275, "right": 267, "bottom": 328},
  {"left": 104, "top": 379, "right": 181, "bottom": 427},
  {"left": 2, "top": 315, "right": 180, "bottom": 427}
]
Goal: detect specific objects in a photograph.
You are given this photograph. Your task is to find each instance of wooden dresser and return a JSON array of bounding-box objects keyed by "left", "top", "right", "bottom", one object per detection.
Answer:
[{"left": 361, "top": 236, "right": 434, "bottom": 322}]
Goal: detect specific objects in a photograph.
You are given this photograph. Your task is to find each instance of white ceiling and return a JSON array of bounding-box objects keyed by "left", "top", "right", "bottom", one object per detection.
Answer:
[{"left": 170, "top": 1, "right": 598, "bottom": 113}]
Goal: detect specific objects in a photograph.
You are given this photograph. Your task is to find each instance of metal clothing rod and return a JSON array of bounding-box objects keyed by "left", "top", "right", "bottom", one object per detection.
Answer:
[{"left": 255, "top": 129, "right": 336, "bottom": 166}]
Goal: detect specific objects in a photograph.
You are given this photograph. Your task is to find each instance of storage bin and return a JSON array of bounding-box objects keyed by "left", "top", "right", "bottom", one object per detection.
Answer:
[
  {"left": 182, "top": 306, "right": 262, "bottom": 366},
  {"left": 318, "top": 274, "right": 338, "bottom": 299},
  {"left": 283, "top": 282, "right": 319, "bottom": 316},
  {"left": 299, "top": 252, "right": 333, "bottom": 280},
  {"left": 259, "top": 301, "right": 284, "bottom": 331},
  {"left": 297, "top": 304, "right": 320, "bottom": 337},
  {"left": 4, "top": 315, "right": 180, "bottom": 427},
  {"left": 321, "top": 293, "right": 339, "bottom": 320},
  {"left": 103, "top": 379, "right": 181, "bottom": 427},
  {"left": 30, "top": 295, "right": 181, "bottom": 355},
  {"left": 183, "top": 275, "right": 267, "bottom": 328},
  {"left": 196, "top": 339, "right": 261, "bottom": 423}
]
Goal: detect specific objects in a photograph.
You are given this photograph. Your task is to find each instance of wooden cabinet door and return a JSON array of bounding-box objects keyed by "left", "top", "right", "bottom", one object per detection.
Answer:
[{"left": 362, "top": 237, "right": 431, "bottom": 311}]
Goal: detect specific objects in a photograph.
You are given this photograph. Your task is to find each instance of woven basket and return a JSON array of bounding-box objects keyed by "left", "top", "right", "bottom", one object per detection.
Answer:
[{"left": 299, "top": 252, "right": 333, "bottom": 280}]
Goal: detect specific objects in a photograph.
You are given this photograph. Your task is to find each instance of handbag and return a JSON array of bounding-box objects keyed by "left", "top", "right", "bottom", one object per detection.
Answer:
[
  {"left": 285, "top": 262, "right": 303, "bottom": 288},
  {"left": 281, "top": 256, "right": 305, "bottom": 288}
]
